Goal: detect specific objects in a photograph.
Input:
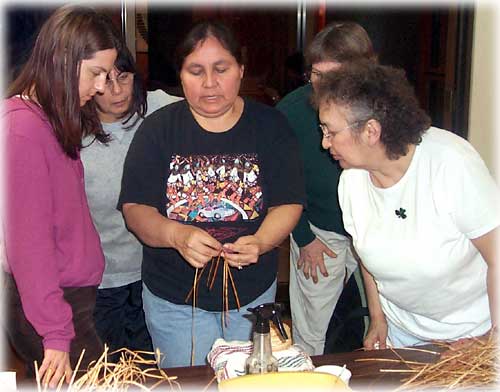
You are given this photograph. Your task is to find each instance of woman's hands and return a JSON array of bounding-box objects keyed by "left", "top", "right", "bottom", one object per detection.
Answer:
[
  {"left": 440, "top": 328, "right": 497, "bottom": 358},
  {"left": 122, "top": 203, "right": 302, "bottom": 271},
  {"left": 298, "top": 237, "right": 337, "bottom": 283},
  {"left": 172, "top": 224, "right": 222, "bottom": 268},
  {"left": 123, "top": 204, "right": 222, "bottom": 268},
  {"left": 363, "top": 316, "right": 388, "bottom": 350},
  {"left": 222, "top": 236, "right": 261, "bottom": 269},
  {"left": 360, "top": 262, "right": 388, "bottom": 350},
  {"left": 222, "top": 204, "right": 302, "bottom": 270},
  {"left": 38, "top": 349, "right": 72, "bottom": 388}
]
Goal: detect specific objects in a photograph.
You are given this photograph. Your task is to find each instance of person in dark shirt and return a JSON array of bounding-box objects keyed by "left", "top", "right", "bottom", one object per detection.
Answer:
[
  {"left": 118, "top": 21, "right": 305, "bottom": 367},
  {"left": 277, "top": 22, "right": 377, "bottom": 355}
]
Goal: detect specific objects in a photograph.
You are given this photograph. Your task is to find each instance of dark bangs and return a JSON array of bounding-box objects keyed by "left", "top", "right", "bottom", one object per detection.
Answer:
[{"left": 114, "top": 46, "right": 147, "bottom": 128}]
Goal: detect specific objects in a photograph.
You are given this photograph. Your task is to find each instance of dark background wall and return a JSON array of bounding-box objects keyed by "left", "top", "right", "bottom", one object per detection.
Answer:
[
  {"left": 325, "top": 8, "right": 421, "bottom": 86},
  {"left": 6, "top": 6, "right": 56, "bottom": 82},
  {"left": 4, "top": 4, "right": 473, "bottom": 134}
]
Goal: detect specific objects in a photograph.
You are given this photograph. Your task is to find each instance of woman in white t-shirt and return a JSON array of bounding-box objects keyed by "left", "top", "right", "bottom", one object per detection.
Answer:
[{"left": 313, "top": 61, "right": 498, "bottom": 351}]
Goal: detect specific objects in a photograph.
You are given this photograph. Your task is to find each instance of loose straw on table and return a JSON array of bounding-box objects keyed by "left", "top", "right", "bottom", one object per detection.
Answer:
[
  {"left": 34, "top": 361, "right": 41, "bottom": 392},
  {"left": 35, "top": 346, "right": 180, "bottom": 392},
  {"left": 355, "top": 336, "right": 499, "bottom": 390},
  {"left": 202, "top": 374, "right": 217, "bottom": 392}
]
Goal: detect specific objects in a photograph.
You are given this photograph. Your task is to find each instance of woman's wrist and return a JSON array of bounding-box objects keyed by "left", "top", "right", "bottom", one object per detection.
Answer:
[
  {"left": 254, "top": 231, "right": 293, "bottom": 255},
  {"left": 166, "top": 219, "right": 183, "bottom": 249},
  {"left": 369, "top": 311, "right": 387, "bottom": 324}
]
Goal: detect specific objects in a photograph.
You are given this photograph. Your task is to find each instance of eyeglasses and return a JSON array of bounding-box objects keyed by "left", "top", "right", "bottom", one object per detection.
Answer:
[
  {"left": 105, "top": 72, "right": 134, "bottom": 88},
  {"left": 319, "top": 120, "right": 365, "bottom": 139},
  {"left": 307, "top": 68, "right": 323, "bottom": 83}
]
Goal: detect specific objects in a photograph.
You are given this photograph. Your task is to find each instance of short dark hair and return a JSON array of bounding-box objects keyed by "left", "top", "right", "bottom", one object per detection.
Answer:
[
  {"left": 174, "top": 21, "right": 242, "bottom": 72},
  {"left": 306, "top": 21, "right": 377, "bottom": 66},
  {"left": 7, "top": 5, "right": 122, "bottom": 159},
  {"left": 314, "top": 61, "right": 431, "bottom": 160},
  {"left": 113, "top": 43, "right": 147, "bottom": 128}
]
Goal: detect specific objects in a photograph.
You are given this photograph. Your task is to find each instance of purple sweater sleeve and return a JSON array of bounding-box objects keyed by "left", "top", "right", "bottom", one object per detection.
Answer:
[{"left": 6, "top": 113, "right": 75, "bottom": 352}]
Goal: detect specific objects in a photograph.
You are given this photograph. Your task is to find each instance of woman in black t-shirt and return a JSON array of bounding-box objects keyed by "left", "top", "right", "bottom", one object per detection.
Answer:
[{"left": 119, "top": 21, "right": 305, "bottom": 367}]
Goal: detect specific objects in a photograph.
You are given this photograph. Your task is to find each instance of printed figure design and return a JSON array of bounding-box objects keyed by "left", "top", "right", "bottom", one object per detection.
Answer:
[{"left": 166, "top": 153, "right": 263, "bottom": 223}]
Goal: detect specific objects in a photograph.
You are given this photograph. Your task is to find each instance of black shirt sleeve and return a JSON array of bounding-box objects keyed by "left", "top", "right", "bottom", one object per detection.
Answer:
[{"left": 256, "top": 104, "right": 306, "bottom": 209}]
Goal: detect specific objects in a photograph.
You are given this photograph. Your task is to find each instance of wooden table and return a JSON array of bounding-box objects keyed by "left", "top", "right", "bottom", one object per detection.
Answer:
[
  {"left": 15, "top": 346, "right": 441, "bottom": 390},
  {"left": 162, "top": 346, "right": 441, "bottom": 391}
]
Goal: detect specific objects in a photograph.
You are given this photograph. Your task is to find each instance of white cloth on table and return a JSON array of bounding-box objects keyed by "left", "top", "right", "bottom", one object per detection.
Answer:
[{"left": 207, "top": 338, "right": 315, "bottom": 382}]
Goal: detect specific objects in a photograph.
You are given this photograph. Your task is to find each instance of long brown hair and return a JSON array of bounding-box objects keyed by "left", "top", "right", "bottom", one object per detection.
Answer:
[{"left": 7, "top": 5, "right": 122, "bottom": 159}]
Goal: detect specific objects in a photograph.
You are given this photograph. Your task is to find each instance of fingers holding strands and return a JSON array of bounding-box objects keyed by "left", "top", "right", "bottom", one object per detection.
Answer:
[
  {"left": 175, "top": 225, "right": 223, "bottom": 268},
  {"left": 222, "top": 237, "right": 261, "bottom": 268}
]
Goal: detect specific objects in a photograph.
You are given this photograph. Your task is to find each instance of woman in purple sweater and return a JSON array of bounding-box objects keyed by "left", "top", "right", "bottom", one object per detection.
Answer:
[{"left": 3, "top": 6, "right": 120, "bottom": 388}]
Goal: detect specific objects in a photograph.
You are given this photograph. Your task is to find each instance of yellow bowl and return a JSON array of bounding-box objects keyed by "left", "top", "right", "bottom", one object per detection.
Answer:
[{"left": 218, "top": 371, "right": 349, "bottom": 391}]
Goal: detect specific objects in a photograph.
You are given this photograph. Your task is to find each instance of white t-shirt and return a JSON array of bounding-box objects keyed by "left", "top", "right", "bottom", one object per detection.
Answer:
[{"left": 339, "top": 127, "right": 499, "bottom": 341}]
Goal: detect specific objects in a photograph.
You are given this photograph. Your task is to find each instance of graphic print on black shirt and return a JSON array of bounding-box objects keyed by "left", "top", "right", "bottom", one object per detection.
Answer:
[{"left": 166, "top": 153, "right": 263, "bottom": 241}]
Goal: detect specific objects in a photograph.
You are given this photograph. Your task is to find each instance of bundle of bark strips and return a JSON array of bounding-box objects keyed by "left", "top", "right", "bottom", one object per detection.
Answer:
[
  {"left": 35, "top": 346, "right": 181, "bottom": 392},
  {"left": 361, "top": 335, "right": 499, "bottom": 390}
]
